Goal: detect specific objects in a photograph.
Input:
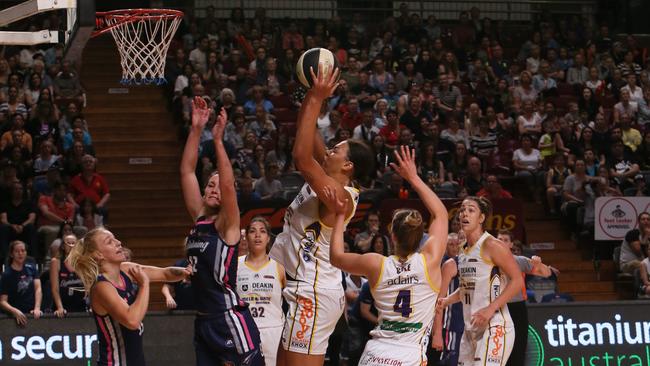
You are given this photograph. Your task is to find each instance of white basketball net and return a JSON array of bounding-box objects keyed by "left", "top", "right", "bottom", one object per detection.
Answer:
[{"left": 100, "top": 11, "right": 182, "bottom": 85}]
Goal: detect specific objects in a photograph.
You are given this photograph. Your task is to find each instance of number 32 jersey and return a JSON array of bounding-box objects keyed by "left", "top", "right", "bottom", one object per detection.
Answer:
[
  {"left": 371, "top": 253, "right": 439, "bottom": 347},
  {"left": 237, "top": 256, "right": 284, "bottom": 329}
]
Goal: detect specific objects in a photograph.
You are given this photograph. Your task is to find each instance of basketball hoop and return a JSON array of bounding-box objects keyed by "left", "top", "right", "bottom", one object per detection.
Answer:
[{"left": 93, "top": 9, "right": 183, "bottom": 85}]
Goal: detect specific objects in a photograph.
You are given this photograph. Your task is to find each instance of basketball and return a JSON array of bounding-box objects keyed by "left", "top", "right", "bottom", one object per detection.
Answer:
[{"left": 296, "top": 47, "right": 339, "bottom": 88}]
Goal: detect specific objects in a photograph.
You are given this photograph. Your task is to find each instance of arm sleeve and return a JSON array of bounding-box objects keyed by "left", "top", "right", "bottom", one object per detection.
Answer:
[{"left": 515, "top": 255, "right": 533, "bottom": 273}]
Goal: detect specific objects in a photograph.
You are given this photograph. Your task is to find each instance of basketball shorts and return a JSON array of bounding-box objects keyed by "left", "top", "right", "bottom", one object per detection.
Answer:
[
  {"left": 359, "top": 339, "right": 427, "bottom": 366},
  {"left": 194, "top": 312, "right": 264, "bottom": 366},
  {"left": 458, "top": 315, "right": 515, "bottom": 366},
  {"left": 259, "top": 326, "right": 282, "bottom": 366},
  {"left": 280, "top": 280, "right": 344, "bottom": 355}
]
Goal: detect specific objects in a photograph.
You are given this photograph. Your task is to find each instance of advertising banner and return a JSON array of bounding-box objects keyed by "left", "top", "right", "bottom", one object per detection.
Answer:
[
  {"left": 377, "top": 198, "right": 526, "bottom": 241},
  {"left": 0, "top": 312, "right": 195, "bottom": 365},
  {"left": 3, "top": 302, "right": 650, "bottom": 365},
  {"left": 595, "top": 197, "right": 650, "bottom": 240},
  {"left": 241, "top": 198, "right": 527, "bottom": 241},
  {"left": 527, "top": 301, "right": 650, "bottom": 366}
]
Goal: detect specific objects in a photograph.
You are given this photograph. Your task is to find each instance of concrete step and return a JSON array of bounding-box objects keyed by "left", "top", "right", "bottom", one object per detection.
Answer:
[
  {"left": 90, "top": 133, "right": 178, "bottom": 143},
  {"left": 94, "top": 140, "right": 180, "bottom": 155},
  {"left": 558, "top": 281, "right": 615, "bottom": 293},
  {"left": 572, "top": 292, "right": 621, "bottom": 301},
  {"left": 83, "top": 113, "right": 176, "bottom": 127},
  {"left": 109, "top": 224, "right": 189, "bottom": 238}
]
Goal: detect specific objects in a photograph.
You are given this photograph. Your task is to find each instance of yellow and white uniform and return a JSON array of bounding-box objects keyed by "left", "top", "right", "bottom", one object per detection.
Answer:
[
  {"left": 359, "top": 253, "right": 439, "bottom": 366},
  {"left": 269, "top": 183, "right": 359, "bottom": 355},
  {"left": 236, "top": 256, "right": 284, "bottom": 366},
  {"left": 457, "top": 232, "right": 515, "bottom": 365}
]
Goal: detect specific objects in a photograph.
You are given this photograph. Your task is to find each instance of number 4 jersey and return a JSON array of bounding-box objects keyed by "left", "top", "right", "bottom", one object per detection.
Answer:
[
  {"left": 237, "top": 256, "right": 284, "bottom": 329},
  {"left": 370, "top": 253, "right": 439, "bottom": 347}
]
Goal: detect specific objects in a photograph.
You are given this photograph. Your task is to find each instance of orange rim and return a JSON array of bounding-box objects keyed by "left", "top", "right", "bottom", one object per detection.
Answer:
[{"left": 93, "top": 8, "right": 183, "bottom": 38}]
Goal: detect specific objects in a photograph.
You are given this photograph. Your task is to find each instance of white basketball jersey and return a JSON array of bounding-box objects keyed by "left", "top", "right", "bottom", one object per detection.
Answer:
[
  {"left": 236, "top": 256, "right": 284, "bottom": 329},
  {"left": 370, "top": 253, "right": 439, "bottom": 348},
  {"left": 457, "top": 232, "right": 512, "bottom": 326},
  {"left": 269, "top": 183, "right": 359, "bottom": 290}
]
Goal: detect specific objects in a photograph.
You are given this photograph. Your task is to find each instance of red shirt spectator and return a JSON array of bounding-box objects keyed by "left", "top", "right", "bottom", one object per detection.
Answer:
[
  {"left": 38, "top": 182, "right": 75, "bottom": 227},
  {"left": 69, "top": 155, "right": 110, "bottom": 207},
  {"left": 477, "top": 175, "right": 513, "bottom": 200},
  {"left": 379, "top": 123, "right": 406, "bottom": 148}
]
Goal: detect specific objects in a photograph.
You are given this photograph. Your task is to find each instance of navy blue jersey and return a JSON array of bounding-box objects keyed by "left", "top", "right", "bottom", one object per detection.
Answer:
[
  {"left": 93, "top": 271, "right": 145, "bottom": 366},
  {"left": 58, "top": 260, "right": 87, "bottom": 312},
  {"left": 444, "top": 256, "right": 464, "bottom": 333},
  {"left": 353, "top": 281, "right": 377, "bottom": 335},
  {"left": 186, "top": 216, "right": 258, "bottom": 355},
  {"left": 172, "top": 259, "right": 194, "bottom": 310},
  {"left": 0, "top": 263, "right": 37, "bottom": 313}
]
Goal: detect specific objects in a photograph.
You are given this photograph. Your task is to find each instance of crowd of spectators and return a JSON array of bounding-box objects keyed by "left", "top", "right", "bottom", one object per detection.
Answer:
[
  {"left": 0, "top": 0, "right": 648, "bottom": 339},
  {"left": 166, "top": 3, "right": 649, "bottom": 257},
  {"left": 0, "top": 11, "right": 111, "bottom": 323}
]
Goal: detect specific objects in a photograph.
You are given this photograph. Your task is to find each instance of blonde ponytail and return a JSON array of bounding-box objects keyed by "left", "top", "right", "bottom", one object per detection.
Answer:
[{"left": 67, "top": 229, "right": 104, "bottom": 296}]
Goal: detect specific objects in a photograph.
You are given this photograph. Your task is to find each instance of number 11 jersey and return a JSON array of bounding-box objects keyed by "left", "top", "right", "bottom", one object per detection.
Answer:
[
  {"left": 237, "top": 256, "right": 284, "bottom": 329},
  {"left": 370, "top": 253, "right": 439, "bottom": 347}
]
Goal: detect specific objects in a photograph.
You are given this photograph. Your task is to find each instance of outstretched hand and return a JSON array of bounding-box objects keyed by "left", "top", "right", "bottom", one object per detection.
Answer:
[
  {"left": 191, "top": 96, "right": 211, "bottom": 130},
  {"left": 212, "top": 107, "right": 228, "bottom": 141},
  {"left": 389, "top": 145, "right": 419, "bottom": 183},
  {"left": 308, "top": 63, "right": 340, "bottom": 101},
  {"left": 322, "top": 186, "right": 348, "bottom": 217}
]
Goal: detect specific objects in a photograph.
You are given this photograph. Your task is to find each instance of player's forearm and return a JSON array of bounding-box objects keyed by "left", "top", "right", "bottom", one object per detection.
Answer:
[
  {"left": 215, "top": 140, "right": 235, "bottom": 187},
  {"left": 329, "top": 214, "right": 347, "bottom": 267},
  {"left": 293, "top": 92, "right": 321, "bottom": 166},
  {"left": 180, "top": 126, "right": 202, "bottom": 175}
]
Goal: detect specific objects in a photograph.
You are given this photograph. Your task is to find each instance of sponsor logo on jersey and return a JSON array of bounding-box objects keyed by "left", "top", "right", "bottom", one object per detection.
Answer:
[
  {"left": 242, "top": 284, "right": 249, "bottom": 292},
  {"left": 387, "top": 275, "right": 420, "bottom": 285},
  {"left": 264, "top": 275, "right": 275, "bottom": 279},
  {"left": 379, "top": 320, "right": 423, "bottom": 333},
  {"left": 252, "top": 282, "right": 273, "bottom": 289},
  {"left": 365, "top": 353, "right": 404, "bottom": 366},
  {"left": 290, "top": 338, "right": 309, "bottom": 349},
  {"left": 296, "top": 296, "right": 314, "bottom": 340},
  {"left": 459, "top": 267, "right": 477, "bottom": 275},
  {"left": 186, "top": 240, "right": 210, "bottom": 252},
  {"left": 396, "top": 263, "right": 411, "bottom": 274},
  {"left": 487, "top": 325, "right": 505, "bottom": 363}
]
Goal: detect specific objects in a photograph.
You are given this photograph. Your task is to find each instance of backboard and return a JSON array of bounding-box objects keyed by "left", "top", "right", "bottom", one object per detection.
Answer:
[{"left": 0, "top": 0, "right": 95, "bottom": 64}]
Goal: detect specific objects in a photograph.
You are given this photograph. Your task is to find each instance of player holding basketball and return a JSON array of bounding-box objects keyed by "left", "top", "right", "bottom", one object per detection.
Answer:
[
  {"left": 181, "top": 97, "right": 264, "bottom": 365},
  {"left": 237, "top": 216, "right": 286, "bottom": 366},
  {"left": 269, "top": 64, "right": 373, "bottom": 366},
  {"left": 325, "top": 146, "right": 448, "bottom": 366},
  {"left": 68, "top": 228, "right": 190, "bottom": 366},
  {"left": 437, "top": 197, "right": 523, "bottom": 365}
]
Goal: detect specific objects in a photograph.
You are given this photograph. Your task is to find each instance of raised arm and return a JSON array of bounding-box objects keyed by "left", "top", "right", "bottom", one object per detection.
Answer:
[
  {"left": 212, "top": 107, "right": 241, "bottom": 245},
  {"left": 292, "top": 65, "right": 352, "bottom": 214},
  {"left": 390, "top": 146, "right": 448, "bottom": 265},
  {"left": 325, "top": 186, "right": 383, "bottom": 283},
  {"left": 180, "top": 97, "right": 211, "bottom": 219}
]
